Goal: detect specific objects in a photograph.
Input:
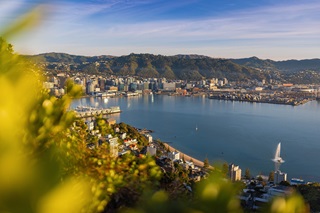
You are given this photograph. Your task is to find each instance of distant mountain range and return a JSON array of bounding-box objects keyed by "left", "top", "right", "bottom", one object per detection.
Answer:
[
  {"left": 231, "top": 56, "right": 320, "bottom": 73},
  {"left": 26, "top": 53, "right": 320, "bottom": 83},
  {"left": 26, "top": 52, "right": 115, "bottom": 64}
]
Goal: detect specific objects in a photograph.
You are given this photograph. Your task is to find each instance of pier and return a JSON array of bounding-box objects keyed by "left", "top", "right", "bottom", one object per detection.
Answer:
[
  {"left": 73, "top": 106, "right": 121, "bottom": 118},
  {"left": 208, "top": 92, "right": 314, "bottom": 106}
]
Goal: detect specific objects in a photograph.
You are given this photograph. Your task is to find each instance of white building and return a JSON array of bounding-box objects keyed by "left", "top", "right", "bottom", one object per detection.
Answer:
[
  {"left": 185, "top": 161, "right": 195, "bottom": 169},
  {"left": 218, "top": 80, "right": 224, "bottom": 87},
  {"left": 223, "top": 78, "right": 228, "bottom": 85},
  {"left": 146, "top": 145, "right": 157, "bottom": 156},
  {"left": 209, "top": 83, "right": 218, "bottom": 90},
  {"left": 120, "top": 132, "right": 127, "bottom": 140},
  {"left": 162, "top": 82, "right": 176, "bottom": 91},
  {"left": 229, "top": 163, "right": 242, "bottom": 181},
  {"left": 186, "top": 83, "right": 193, "bottom": 89},
  {"left": 145, "top": 134, "right": 153, "bottom": 143},
  {"left": 274, "top": 170, "right": 287, "bottom": 184},
  {"left": 85, "top": 121, "right": 94, "bottom": 131},
  {"left": 43, "top": 82, "right": 54, "bottom": 89},
  {"left": 107, "top": 137, "right": 118, "bottom": 158},
  {"left": 168, "top": 151, "right": 180, "bottom": 160}
]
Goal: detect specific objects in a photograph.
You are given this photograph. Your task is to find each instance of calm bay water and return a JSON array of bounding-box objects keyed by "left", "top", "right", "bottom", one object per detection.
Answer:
[{"left": 72, "top": 95, "right": 320, "bottom": 182}]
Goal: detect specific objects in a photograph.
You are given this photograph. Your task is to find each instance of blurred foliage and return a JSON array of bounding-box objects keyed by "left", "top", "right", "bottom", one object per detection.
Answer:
[
  {"left": 262, "top": 194, "right": 308, "bottom": 213},
  {"left": 122, "top": 172, "right": 309, "bottom": 213},
  {"left": 0, "top": 34, "right": 162, "bottom": 212},
  {"left": 297, "top": 183, "right": 320, "bottom": 212},
  {"left": 0, "top": 32, "right": 91, "bottom": 213},
  {"left": 0, "top": 4, "right": 311, "bottom": 213},
  {"left": 0, "top": 8, "right": 161, "bottom": 212},
  {"left": 94, "top": 114, "right": 114, "bottom": 136}
]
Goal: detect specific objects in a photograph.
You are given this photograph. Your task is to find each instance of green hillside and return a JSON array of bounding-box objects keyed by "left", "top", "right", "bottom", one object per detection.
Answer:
[{"left": 28, "top": 53, "right": 267, "bottom": 81}]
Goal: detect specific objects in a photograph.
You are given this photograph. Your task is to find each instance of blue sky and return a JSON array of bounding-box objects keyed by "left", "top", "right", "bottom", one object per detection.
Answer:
[{"left": 1, "top": 0, "right": 320, "bottom": 60}]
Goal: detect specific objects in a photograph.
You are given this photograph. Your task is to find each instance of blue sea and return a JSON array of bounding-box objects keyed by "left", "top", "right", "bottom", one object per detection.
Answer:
[{"left": 72, "top": 95, "right": 320, "bottom": 182}]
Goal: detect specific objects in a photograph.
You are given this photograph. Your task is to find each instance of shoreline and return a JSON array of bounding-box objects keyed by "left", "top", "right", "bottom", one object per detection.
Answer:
[
  {"left": 208, "top": 95, "right": 313, "bottom": 106},
  {"left": 162, "top": 142, "right": 205, "bottom": 168}
]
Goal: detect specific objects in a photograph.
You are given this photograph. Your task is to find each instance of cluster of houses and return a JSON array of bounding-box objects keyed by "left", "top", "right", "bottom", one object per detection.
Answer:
[
  {"left": 79, "top": 118, "right": 300, "bottom": 211},
  {"left": 80, "top": 117, "right": 209, "bottom": 183},
  {"left": 155, "top": 152, "right": 207, "bottom": 183},
  {"left": 239, "top": 179, "right": 294, "bottom": 210}
]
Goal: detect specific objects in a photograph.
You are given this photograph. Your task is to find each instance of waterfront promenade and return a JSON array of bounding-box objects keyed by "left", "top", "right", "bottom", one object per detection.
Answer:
[{"left": 163, "top": 143, "right": 205, "bottom": 168}]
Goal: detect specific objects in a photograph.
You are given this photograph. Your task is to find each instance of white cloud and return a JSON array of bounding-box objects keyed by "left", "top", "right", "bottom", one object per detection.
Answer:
[{"left": 91, "top": 1, "right": 320, "bottom": 41}]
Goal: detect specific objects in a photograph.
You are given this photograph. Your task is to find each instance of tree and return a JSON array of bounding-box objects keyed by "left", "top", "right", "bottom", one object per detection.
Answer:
[
  {"left": 94, "top": 114, "right": 109, "bottom": 136},
  {"left": 0, "top": 34, "right": 91, "bottom": 213},
  {"left": 268, "top": 171, "right": 275, "bottom": 182},
  {"left": 222, "top": 162, "right": 229, "bottom": 177},
  {"left": 203, "top": 158, "right": 209, "bottom": 169},
  {"left": 0, "top": 37, "right": 13, "bottom": 54},
  {"left": 297, "top": 184, "right": 320, "bottom": 212},
  {"left": 279, "top": 181, "right": 291, "bottom": 186},
  {"left": 244, "top": 168, "right": 251, "bottom": 179},
  {"left": 181, "top": 154, "right": 185, "bottom": 163},
  {"left": 157, "top": 139, "right": 165, "bottom": 148},
  {"left": 166, "top": 146, "right": 170, "bottom": 153}
]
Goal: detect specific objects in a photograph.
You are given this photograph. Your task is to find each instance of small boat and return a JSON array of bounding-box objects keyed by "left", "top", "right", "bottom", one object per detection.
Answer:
[{"left": 196, "top": 125, "right": 198, "bottom": 131}]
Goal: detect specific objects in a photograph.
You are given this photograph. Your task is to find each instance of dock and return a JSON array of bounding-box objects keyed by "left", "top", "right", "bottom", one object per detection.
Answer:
[{"left": 73, "top": 106, "right": 121, "bottom": 118}]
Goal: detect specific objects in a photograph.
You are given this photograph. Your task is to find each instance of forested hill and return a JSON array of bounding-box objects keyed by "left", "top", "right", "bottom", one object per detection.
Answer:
[
  {"left": 27, "top": 53, "right": 267, "bottom": 81},
  {"left": 26, "top": 52, "right": 115, "bottom": 64},
  {"left": 231, "top": 57, "right": 320, "bottom": 73},
  {"left": 27, "top": 53, "right": 320, "bottom": 82}
]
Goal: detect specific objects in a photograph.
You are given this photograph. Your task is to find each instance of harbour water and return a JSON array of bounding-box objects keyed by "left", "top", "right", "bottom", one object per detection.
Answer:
[{"left": 72, "top": 95, "right": 320, "bottom": 182}]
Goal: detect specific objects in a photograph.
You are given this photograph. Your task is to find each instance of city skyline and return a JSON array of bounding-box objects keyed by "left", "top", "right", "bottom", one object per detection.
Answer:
[{"left": 1, "top": 0, "right": 320, "bottom": 60}]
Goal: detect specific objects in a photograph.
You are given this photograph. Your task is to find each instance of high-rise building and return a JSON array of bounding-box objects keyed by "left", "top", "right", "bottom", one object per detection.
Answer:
[
  {"left": 274, "top": 170, "right": 287, "bottom": 184},
  {"left": 143, "top": 82, "right": 149, "bottom": 90},
  {"left": 223, "top": 78, "right": 228, "bottom": 85},
  {"left": 107, "top": 137, "right": 118, "bottom": 158},
  {"left": 98, "top": 78, "right": 105, "bottom": 91},
  {"left": 229, "top": 163, "right": 242, "bottom": 181}
]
